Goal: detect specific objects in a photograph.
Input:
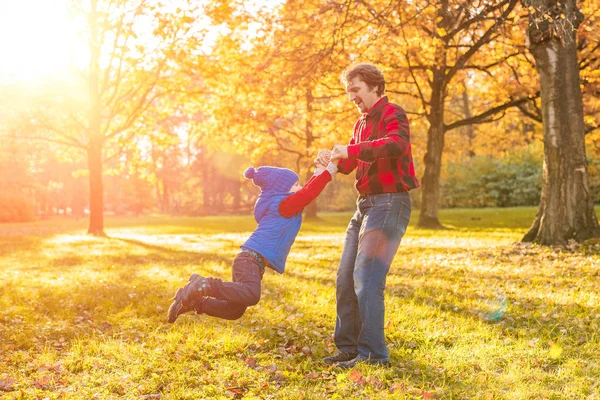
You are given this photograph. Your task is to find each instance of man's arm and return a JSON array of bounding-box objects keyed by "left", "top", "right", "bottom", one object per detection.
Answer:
[
  {"left": 336, "top": 138, "right": 358, "bottom": 175},
  {"left": 278, "top": 165, "right": 336, "bottom": 218},
  {"left": 346, "top": 106, "right": 411, "bottom": 163}
]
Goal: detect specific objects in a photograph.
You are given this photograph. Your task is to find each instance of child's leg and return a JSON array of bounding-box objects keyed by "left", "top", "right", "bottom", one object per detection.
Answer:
[
  {"left": 198, "top": 298, "right": 247, "bottom": 320},
  {"left": 198, "top": 251, "right": 263, "bottom": 320}
]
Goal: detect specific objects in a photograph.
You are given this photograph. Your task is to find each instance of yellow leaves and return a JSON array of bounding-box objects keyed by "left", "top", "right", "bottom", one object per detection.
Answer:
[
  {"left": 181, "top": 15, "right": 196, "bottom": 25},
  {"left": 548, "top": 343, "right": 563, "bottom": 359}
]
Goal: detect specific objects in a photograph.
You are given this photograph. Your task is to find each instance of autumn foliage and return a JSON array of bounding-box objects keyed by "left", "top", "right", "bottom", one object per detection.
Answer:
[{"left": 0, "top": 0, "right": 598, "bottom": 242}]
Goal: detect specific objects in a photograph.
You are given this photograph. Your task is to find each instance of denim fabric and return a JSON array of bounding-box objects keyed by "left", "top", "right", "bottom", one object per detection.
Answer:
[
  {"left": 199, "top": 252, "right": 263, "bottom": 320},
  {"left": 334, "top": 192, "right": 411, "bottom": 361}
]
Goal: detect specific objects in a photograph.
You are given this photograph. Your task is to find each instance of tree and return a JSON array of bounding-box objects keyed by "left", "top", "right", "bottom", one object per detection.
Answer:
[
  {"left": 199, "top": 1, "right": 355, "bottom": 218},
  {"left": 521, "top": 0, "right": 599, "bottom": 244},
  {"left": 304, "top": 0, "right": 537, "bottom": 227},
  {"left": 5, "top": 0, "right": 207, "bottom": 235},
  {"left": 383, "top": 0, "right": 525, "bottom": 228}
]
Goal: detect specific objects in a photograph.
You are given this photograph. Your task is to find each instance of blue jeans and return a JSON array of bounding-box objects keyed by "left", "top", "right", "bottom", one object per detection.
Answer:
[
  {"left": 199, "top": 252, "right": 263, "bottom": 320},
  {"left": 334, "top": 192, "right": 411, "bottom": 361}
]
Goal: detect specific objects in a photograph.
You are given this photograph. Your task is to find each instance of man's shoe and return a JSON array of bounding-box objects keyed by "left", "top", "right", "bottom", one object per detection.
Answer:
[
  {"left": 323, "top": 351, "right": 359, "bottom": 365},
  {"left": 335, "top": 354, "right": 389, "bottom": 369}
]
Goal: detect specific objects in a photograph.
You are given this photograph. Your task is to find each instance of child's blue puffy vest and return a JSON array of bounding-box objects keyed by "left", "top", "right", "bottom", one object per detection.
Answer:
[{"left": 241, "top": 191, "right": 302, "bottom": 273}]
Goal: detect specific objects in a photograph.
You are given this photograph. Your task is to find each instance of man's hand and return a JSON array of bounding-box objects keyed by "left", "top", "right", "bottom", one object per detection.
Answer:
[
  {"left": 330, "top": 145, "right": 349, "bottom": 161},
  {"left": 314, "top": 149, "right": 331, "bottom": 168}
]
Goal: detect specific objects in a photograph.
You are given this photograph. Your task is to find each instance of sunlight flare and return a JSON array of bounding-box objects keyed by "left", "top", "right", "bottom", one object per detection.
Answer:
[{"left": 0, "top": 0, "right": 86, "bottom": 82}]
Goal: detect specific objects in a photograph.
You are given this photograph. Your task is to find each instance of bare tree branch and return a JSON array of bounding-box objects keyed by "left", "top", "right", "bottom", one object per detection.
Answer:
[
  {"left": 445, "top": 0, "right": 511, "bottom": 39},
  {"left": 446, "top": 0, "right": 518, "bottom": 82},
  {"left": 1, "top": 134, "right": 87, "bottom": 150},
  {"left": 445, "top": 94, "right": 538, "bottom": 131},
  {"left": 517, "top": 102, "right": 543, "bottom": 123},
  {"left": 262, "top": 128, "right": 304, "bottom": 157}
]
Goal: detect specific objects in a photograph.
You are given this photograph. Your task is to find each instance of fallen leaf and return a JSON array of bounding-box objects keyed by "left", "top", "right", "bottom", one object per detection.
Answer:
[
  {"left": 348, "top": 370, "right": 366, "bottom": 385},
  {"left": 245, "top": 357, "right": 257, "bottom": 368},
  {"left": 366, "top": 376, "right": 384, "bottom": 390},
  {"left": 390, "top": 382, "right": 406, "bottom": 393},
  {"left": 304, "top": 372, "right": 319, "bottom": 379},
  {"left": 0, "top": 377, "right": 16, "bottom": 392},
  {"left": 33, "top": 375, "right": 53, "bottom": 390},
  {"left": 226, "top": 388, "right": 245, "bottom": 399}
]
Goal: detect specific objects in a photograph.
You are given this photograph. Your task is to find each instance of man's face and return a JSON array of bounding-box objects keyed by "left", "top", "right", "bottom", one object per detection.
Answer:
[{"left": 346, "top": 77, "right": 380, "bottom": 113}]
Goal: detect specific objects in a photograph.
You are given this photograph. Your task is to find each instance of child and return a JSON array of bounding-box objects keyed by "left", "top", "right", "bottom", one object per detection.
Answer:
[{"left": 167, "top": 162, "right": 338, "bottom": 323}]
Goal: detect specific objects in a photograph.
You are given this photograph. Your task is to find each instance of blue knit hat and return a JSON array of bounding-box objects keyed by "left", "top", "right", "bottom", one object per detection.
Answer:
[{"left": 244, "top": 166, "right": 299, "bottom": 193}]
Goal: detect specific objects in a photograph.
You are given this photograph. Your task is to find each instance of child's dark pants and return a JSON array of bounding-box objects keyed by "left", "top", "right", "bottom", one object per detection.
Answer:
[{"left": 199, "top": 251, "right": 264, "bottom": 320}]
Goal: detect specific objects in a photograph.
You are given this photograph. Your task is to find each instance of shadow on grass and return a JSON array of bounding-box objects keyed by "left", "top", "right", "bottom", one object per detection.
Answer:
[
  {"left": 113, "top": 237, "right": 232, "bottom": 265},
  {"left": 385, "top": 261, "right": 600, "bottom": 350},
  {"left": 3, "top": 221, "right": 598, "bottom": 398},
  {"left": 34, "top": 237, "right": 234, "bottom": 273},
  {"left": 0, "top": 236, "right": 49, "bottom": 257}
]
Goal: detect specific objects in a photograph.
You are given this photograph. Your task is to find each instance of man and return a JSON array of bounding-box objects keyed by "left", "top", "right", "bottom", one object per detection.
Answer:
[{"left": 316, "top": 63, "right": 419, "bottom": 368}]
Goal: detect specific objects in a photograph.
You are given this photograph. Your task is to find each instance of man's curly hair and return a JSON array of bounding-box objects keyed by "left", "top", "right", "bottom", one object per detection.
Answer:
[{"left": 341, "top": 63, "right": 386, "bottom": 97}]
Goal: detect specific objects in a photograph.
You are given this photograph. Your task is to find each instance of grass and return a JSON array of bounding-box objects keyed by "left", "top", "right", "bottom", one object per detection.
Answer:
[{"left": 0, "top": 207, "right": 599, "bottom": 399}]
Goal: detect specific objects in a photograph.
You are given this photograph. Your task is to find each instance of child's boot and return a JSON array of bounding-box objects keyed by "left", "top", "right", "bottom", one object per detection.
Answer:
[{"left": 167, "top": 274, "right": 209, "bottom": 323}]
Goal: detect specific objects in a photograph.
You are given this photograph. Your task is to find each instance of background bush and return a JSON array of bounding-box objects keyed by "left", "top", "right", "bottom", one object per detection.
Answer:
[
  {"left": 440, "top": 145, "right": 544, "bottom": 208},
  {"left": 0, "top": 193, "right": 36, "bottom": 222}
]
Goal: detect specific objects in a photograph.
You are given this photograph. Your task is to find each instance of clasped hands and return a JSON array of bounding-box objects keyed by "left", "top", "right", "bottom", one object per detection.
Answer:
[{"left": 314, "top": 145, "right": 348, "bottom": 168}]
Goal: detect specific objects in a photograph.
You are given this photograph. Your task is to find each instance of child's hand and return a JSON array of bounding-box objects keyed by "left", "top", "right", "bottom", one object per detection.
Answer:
[{"left": 314, "top": 149, "right": 331, "bottom": 167}]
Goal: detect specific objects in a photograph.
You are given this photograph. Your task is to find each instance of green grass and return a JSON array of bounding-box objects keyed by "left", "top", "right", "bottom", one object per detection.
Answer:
[{"left": 1, "top": 207, "right": 599, "bottom": 399}]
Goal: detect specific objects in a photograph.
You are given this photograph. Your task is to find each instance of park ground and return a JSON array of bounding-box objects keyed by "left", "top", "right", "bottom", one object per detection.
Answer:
[{"left": 0, "top": 207, "right": 599, "bottom": 399}]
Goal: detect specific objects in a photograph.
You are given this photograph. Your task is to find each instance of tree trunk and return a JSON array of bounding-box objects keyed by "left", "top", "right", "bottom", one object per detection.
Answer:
[
  {"left": 87, "top": 0, "right": 105, "bottom": 236},
  {"left": 162, "top": 183, "right": 170, "bottom": 213},
  {"left": 461, "top": 82, "right": 476, "bottom": 158},
  {"left": 232, "top": 180, "right": 241, "bottom": 211},
  {"left": 150, "top": 143, "right": 164, "bottom": 212},
  {"left": 87, "top": 137, "right": 105, "bottom": 236},
  {"left": 304, "top": 168, "right": 318, "bottom": 219},
  {"left": 522, "top": 0, "right": 599, "bottom": 244},
  {"left": 304, "top": 88, "right": 318, "bottom": 219},
  {"left": 418, "top": 72, "right": 446, "bottom": 229}
]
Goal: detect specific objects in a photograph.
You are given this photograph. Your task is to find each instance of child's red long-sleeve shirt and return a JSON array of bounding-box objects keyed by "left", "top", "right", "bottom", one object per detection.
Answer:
[{"left": 278, "top": 170, "right": 332, "bottom": 218}]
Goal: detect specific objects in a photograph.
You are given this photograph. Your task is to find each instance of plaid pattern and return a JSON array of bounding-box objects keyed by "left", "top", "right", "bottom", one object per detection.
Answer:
[{"left": 337, "top": 96, "right": 420, "bottom": 194}]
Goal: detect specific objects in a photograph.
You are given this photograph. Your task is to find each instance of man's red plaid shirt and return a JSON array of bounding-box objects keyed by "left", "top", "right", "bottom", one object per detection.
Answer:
[{"left": 337, "top": 96, "right": 420, "bottom": 194}]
